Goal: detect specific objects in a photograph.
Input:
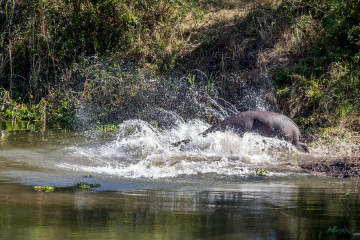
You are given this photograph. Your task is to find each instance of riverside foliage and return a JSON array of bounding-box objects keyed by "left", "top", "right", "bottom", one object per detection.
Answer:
[
  {"left": 1, "top": 0, "right": 203, "bottom": 99},
  {"left": 0, "top": 0, "right": 359, "bottom": 134},
  {"left": 273, "top": 0, "right": 360, "bottom": 130}
]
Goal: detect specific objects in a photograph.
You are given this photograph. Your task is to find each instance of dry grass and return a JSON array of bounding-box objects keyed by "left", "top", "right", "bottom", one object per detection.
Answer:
[
  {"left": 176, "top": 0, "right": 293, "bottom": 113},
  {"left": 310, "top": 136, "right": 360, "bottom": 159}
]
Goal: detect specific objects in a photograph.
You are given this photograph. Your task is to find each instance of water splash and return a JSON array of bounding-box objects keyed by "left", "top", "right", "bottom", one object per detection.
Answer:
[
  {"left": 65, "top": 64, "right": 297, "bottom": 179},
  {"left": 59, "top": 118, "right": 301, "bottom": 179}
]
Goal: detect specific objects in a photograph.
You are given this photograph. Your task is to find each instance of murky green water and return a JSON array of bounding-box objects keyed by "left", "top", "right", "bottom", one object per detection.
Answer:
[{"left": 1, "top": 122, "right": 360, "bottom": 240}]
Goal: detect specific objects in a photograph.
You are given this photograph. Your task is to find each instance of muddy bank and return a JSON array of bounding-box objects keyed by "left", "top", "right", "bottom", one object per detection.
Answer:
[{"left": 300, "top": 158, "right": 360, "bottom": 179}]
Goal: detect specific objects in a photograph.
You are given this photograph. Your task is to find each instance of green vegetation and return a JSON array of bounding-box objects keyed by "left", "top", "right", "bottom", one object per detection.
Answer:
[
  {"left": 32, "top": 185, "right": 55, "bottom": 192},
  {"left": 273, "top": 0, "right": 360, "bottom": 131},
  {"left": 296, "top": 153, "right": 300, "bottom": 166},
  {"left": 345, "top": 192, "right": 352, "bottom": 198},
  {"left": 76, "top": 181, "right": 101, "bottom": 190},
  {"left": 1, "top": 0, "right": 359, "bottom": 146},
  {"left": 96, "top": 122, "right": 120, "bottom": 133},
  {"left": 1, "top": 0, "right": 203, "bottom": 122},
  {"left": 254, "top": 168, "right": 269, "bottom": 176}
]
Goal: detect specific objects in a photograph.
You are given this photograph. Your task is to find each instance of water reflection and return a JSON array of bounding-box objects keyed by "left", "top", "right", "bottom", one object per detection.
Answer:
[{"left": 0, "top": 181, "right": 360, "bottom": 240}]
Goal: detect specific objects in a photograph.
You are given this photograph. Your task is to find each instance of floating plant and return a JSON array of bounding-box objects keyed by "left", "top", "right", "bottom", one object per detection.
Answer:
[
  {"left": 76, "top": 181, "right": 101, "bottom": 190},
  {"left": 32, "top": 186, "right": 55, "bottom": 192}
]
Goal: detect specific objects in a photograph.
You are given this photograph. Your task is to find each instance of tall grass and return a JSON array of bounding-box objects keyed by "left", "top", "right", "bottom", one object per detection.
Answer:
[{"left": 0, "top": 0, "right": 203, "bottom": 100}]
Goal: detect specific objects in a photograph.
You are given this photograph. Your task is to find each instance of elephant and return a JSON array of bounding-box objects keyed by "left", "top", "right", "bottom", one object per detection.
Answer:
[{"left": 174, "top": 111, "right": 309, "bottom": 153}]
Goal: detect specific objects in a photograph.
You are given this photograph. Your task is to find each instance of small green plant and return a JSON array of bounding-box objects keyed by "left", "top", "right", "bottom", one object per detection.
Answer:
[
  {"left": 77, "top": 182, "right": 91, "bottom": 190},
  {"left": 296, "top": 153, "right": 300, "bottom": 167},
  {"left": 345, "top": 193, "right": 352, "bottom": 198},
  {"left": 254, "top": 168, "right": 269, "bottom": 176},
  {"left": 76, "top": 181, "right": 101, "bottom": 190},
  {"left": 186, "top": 74, "right": 196, "bottom": 88},
  {"left": 32, "top": 186, "right": 55, "bottom": 192},
  {"left": 153, "top": 121, "right": 160, "bottom": 130},
  {"left": 152, "top": 121, "right": 166, "bottom": 132},
  {"left": 96, "top": 123, "right": 119, "bottom": 133},
  {"left": 83, "top": 175, "right": 94, "bottom": 178}
]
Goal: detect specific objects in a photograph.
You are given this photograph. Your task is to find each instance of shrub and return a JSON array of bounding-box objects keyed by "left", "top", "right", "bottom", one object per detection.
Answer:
[{"left": 273, "top": 0, "right": 360, "bottom": 128}]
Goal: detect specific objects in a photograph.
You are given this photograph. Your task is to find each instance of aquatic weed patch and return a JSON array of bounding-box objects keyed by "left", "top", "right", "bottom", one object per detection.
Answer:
[
  {"left": 76, "top": 181, "right": 101, "bottom": 190},
  {"left": 32, "top": 186, "right": 55, "bottom": 192}
]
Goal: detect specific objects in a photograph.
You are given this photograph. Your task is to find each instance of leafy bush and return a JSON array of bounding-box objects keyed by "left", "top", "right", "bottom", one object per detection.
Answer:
[{"left": 273, "top": 0, "right": 360, "bottom": 129}]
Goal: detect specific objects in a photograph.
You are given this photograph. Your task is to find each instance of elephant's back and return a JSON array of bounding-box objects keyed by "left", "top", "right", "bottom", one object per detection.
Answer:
[{"left": 235, "top": 111, "right": 301, "bottom": 136}]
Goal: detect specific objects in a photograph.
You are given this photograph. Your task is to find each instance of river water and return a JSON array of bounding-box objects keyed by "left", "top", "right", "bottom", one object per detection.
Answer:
[{"left": 1, "top": 120, "right": 360, "bottom": 239}]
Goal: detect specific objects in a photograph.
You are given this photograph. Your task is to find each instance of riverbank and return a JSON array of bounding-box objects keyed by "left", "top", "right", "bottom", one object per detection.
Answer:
[
  {"left": 300, "top": 158, "right": 360, "bottom": 178},
  {"left": 300, "top": 128, "right": 360, "bottom": 178}
]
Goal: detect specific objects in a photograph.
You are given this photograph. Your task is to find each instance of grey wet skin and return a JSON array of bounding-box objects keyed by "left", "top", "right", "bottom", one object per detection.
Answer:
[{"left": 174, "top": 111, "right": 309, "bottom": 153}]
